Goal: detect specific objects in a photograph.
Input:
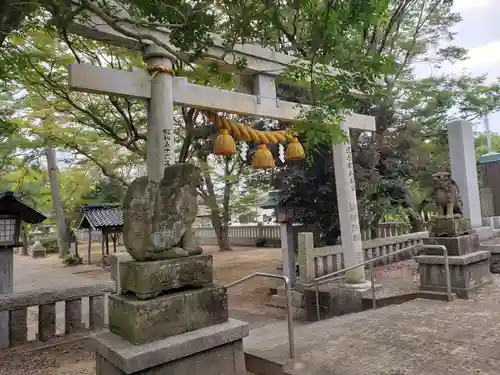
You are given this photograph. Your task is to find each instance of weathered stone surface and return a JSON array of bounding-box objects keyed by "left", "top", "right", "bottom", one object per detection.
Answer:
[
  {"left": 479, "top": 244, "right": 500, "bottom": 273},
  {"left": 9, "top": 308, "right": 27, "bottom": 347},
  {"left": 430, "top": 171, "right": 463, "bottom": 217},
  {"left": 423, "top": 233, "right": 479, "bottom": 256},
  {"left": 428, "top": 217, "right": 472, "bottom": 237},
  {"left": 303, "top": 284, "right": 363, "bottom": 321},
  {"left": 0, "top": 248, "right": 13, "bottom": 349},
  {"left": 65, "top": 299, "right": 83, "bottom": 334},
  {"left": 0, "top": 282, "right": 114, "bottom": 311},
  {"left": 491, "top": 253, "right": 500, "bottom": 273},
  {"left": 123, "top": 163, "right": 203, "bottom": 261},
  {"left": 109, "top": 285, "right": 228, "bottom": 345},
  {"left": 121, "top": 255, "right": 213, "bottom": 300},
  {"left": 89, "top": 295, "right": 106, "bottom": 330},
  {"left": 38, "top": 303, "right": 56, "bottom": 341},
  {"left": 414, "top": 251, "right": 491, "bottom": 299},
  {"left": 110, "top": 253, "right": 134, "bottom": 283},
  {"left": 94, "top": 319, "right": 248, "bottom": 374}
]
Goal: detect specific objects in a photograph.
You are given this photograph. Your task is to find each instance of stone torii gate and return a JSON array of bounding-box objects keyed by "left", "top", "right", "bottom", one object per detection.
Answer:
[{"left": 67, "top": 7, "right": 375, "bottom": 287}]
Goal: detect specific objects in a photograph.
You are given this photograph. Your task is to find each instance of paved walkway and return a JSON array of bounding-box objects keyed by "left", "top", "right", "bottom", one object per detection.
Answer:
[{"left": 244, "top": 275, "right": 500, "bottom": 375}]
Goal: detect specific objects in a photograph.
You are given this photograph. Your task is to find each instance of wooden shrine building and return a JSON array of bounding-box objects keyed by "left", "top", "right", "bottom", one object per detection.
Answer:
[{"left": 75, "top": 203, "right": 123, "bottom": 265}]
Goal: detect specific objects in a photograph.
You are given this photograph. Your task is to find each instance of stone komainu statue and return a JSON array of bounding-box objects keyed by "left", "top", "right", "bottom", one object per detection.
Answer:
[
  {"left": 431, "top": 171, "right": 463, "bottom": 218},
  {"left": 122, "top": 163, "right": 203, "bottom": 261}
]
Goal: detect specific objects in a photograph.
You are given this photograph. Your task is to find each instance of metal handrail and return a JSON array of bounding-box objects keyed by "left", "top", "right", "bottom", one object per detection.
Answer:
[
  {"left": 226, "top": 272, "right": 295, "bottom": 362},
  {"left": 312, "top": 244, "right": 452, "bottom": 321}
]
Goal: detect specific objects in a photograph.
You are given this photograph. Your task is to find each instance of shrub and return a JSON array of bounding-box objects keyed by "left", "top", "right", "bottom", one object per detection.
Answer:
[
  {"left": 40, "top": 237, "right": 59, "bottom": 254},
  {"left": 63, "top": 254, "right": 83, "bottom": 266},
  {"left": 255, "top": 237, "right": 267, "bottom": 247}
]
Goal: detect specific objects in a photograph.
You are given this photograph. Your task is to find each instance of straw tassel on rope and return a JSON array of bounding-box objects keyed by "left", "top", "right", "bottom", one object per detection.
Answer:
[
  {"left": 202, "top": 110, "right": 305, "bottom": 168},
  {"left": 252, "top": 144, "right": 275, "bottom": 169},
  {"left": 285, "top": 137, "right": 305, "bottom": 161}
]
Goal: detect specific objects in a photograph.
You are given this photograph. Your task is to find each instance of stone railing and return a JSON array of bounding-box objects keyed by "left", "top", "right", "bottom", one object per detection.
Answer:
[
  {"left": 195, "top": 225, "right": 281, "bottom": 246},
  {"left": 0, "top": 282, "right": 114, "bottom": 348},
  {"left": 368, "top": 221, "right": 411, "bottom": 240},
  {"left": 194, "top": 221, "right": 410, "bottom": 247},
  {"left": 298, "top": 231, "right": 429, "bottom": 283}
]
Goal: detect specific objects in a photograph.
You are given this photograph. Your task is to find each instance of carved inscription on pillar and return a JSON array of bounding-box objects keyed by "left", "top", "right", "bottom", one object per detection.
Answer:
[
  {"left": 163, "top": 128, "right": 173, "bottom": 166},
  {"left": 345, "top": 141, "right": 362, "bottom": 248}
]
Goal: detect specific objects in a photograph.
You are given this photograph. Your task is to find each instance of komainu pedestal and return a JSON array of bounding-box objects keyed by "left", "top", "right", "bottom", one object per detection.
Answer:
[
  {"left": 415, "top": 217, "right": 491, "bottom": 299},
  {"left": 97, "top": 258, "right": 248, "bottom": 374},
  {"left": 108, "top": 285, "right": 228, "bottom": 345},
  {"left": 95, "top": 164, "right": 248, "bottom": 375},
  {"left": 120, "top": 255, "right": 214, "bottom": 300}
]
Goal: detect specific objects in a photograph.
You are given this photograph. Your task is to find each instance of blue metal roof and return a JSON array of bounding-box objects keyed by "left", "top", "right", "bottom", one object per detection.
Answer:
[{"left": 478, "top": 152, "right": 500, "bottom": 165}]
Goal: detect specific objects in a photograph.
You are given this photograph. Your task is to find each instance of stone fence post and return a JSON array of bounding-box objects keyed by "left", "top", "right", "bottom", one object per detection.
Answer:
[{"left": 298, "top": 232, "right": 315, "bottom": 283}]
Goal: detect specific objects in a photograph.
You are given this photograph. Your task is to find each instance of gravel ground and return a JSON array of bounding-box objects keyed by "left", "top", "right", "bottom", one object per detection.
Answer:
[{"left": 0, "top": 340, "right": 95, "bottom": 375}]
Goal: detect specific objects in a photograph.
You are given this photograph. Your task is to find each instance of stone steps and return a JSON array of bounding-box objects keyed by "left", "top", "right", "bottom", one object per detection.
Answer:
[{"left": 268, "top": 287, "right": 307, "bottom": 321}]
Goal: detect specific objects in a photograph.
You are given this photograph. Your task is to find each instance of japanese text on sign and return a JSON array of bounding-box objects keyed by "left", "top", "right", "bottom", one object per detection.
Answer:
[{"left": 163, "top": 128, "right": 173, "bottom": 166}]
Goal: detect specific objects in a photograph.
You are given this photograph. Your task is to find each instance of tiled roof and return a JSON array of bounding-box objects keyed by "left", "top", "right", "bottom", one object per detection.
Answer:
[
  {"left": 75, "top": 203, "right": 123, "bottom": 229},
  {"left": 0, "top": 191, "right": 46, "bottom": 223}
]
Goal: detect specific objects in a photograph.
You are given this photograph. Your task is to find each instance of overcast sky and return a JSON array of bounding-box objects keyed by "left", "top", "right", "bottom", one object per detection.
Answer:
[{"left": 413, "top": 0, "right": 500, "bottom": 133}]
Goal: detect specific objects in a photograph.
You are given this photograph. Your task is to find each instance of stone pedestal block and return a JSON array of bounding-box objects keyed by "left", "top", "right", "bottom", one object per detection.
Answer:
[
  {"left": 30, "top": 240, "right": 46, "bottom": 258},
  {"left": 423, "top": 233, "right": 479, "bottom": 256},
  {"left": 414, "top": 251, "right": 491, "bottom": 299},
  {"left": 479, "top": 244, "right": 500, "bottom": 273},
  {"left": 120, "top": 255, "right": 213, "bottom": 300},
  {"left": 94, "top": 319, "right": 248, "bottom": 375},
  {"left": 429, "top": 218, "right": 472, "bottom": 237},
  {"left": 31, "top": 248, "right": 46, "bottom": 258},
  {"left": 109, "top": 285, "right": 228, "bottom": 345},
  {"left": 303, "top": 284, "right": 364, "bottom": 321},
  {"left": 111, "top": 253, "right": 134, "bottom": 282}
]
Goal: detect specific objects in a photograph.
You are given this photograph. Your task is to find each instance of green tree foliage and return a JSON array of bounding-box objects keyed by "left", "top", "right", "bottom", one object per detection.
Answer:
[
  {"left": 267, "top": 0, "right": 500, "bottom": 244},
  {"left": 1, "top": 1, "right": 396, "bottom": 250}
]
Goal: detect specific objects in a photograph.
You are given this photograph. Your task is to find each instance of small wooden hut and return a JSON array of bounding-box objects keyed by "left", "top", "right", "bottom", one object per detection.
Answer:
[{"left": 74, "top": 203, "right": 123, "bottom": 265}]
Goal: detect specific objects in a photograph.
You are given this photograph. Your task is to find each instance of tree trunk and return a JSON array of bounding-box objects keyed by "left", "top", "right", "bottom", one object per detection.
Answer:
[
  {"left": 21, "top": 223, "right": 28, "bottom": 256},
  {"left": 369, "top": 213, "right": 382, "bottom": 240},
  {"left": 220, "top": 161, "right": 233, "bottom": 251},
  {"left": 212, "top": 213, "right": 231, "bottom": 251},
  {"left": 45, "top": 148, "right": 69, "bottom": 258},
  {"left": 202, "top": 166, "right": 231, "bottom": 251}
]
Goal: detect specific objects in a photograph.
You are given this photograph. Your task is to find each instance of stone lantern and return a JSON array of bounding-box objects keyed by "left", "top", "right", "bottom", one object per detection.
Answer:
[
  {"left": 0, "top": 214, "right": 21, "bottom": 248},
  {"left": 0, "top": 192, "right": 46, "bottom": 348},
  {"left": 261, "top": 190, "right": 302, "bottom": 286}
]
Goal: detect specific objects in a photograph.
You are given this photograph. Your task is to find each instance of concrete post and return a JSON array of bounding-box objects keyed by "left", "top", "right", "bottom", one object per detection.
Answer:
[
  {"left": 447, "top": 120, "right": 482, "bottom": 228},
  {"left": 144, "top": 45, "right": 176, "bottom": 183},
  {"left": 0, "top": 248, "right": 13, "bottom": 348},
  {"left": 332, "top": 126, "right": 366, "bottom": 284},
  {"left": 280, "top": 222, "right": 296, "bottom": 287}
]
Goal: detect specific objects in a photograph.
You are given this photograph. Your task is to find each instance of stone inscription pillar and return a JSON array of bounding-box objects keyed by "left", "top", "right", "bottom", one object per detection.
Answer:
[{"left": 332, "top": 125, "right": 366, "bottom": 284}]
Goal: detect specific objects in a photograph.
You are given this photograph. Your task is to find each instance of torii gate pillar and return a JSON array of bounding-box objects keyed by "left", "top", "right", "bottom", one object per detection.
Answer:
[{"left": 143, "top": 45, "right": 176, "bottom": 182}]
